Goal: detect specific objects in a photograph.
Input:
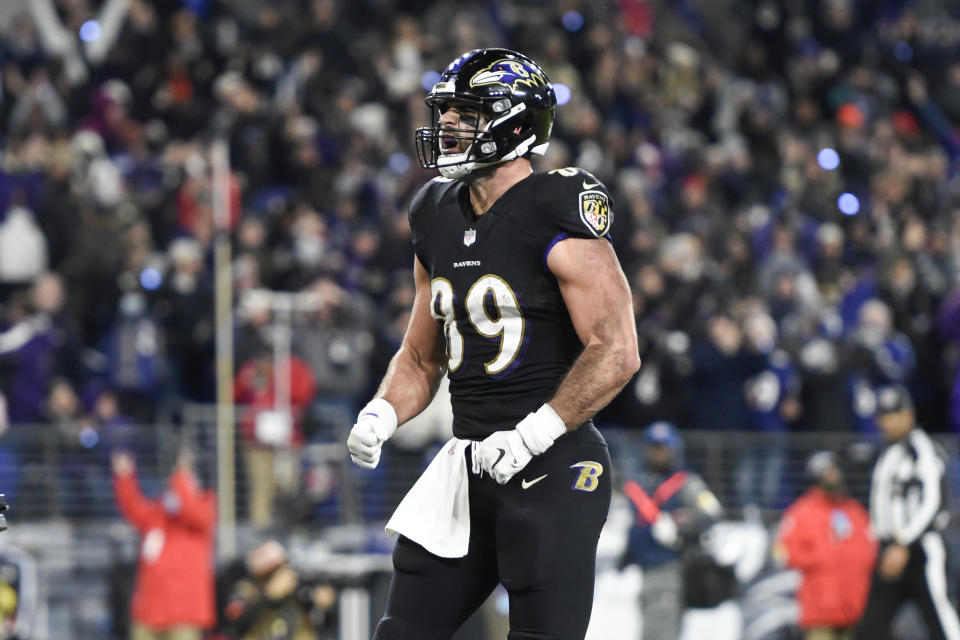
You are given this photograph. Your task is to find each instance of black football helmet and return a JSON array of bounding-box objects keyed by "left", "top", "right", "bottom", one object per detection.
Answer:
[{"left": 415, "top": 48, "right": 557, "bottom": 179}]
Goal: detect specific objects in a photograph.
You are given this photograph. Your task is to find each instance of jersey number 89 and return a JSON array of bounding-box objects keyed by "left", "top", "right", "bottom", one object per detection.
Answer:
[{"left": 430, "top": 275, "right": 525, "bottom": 375}]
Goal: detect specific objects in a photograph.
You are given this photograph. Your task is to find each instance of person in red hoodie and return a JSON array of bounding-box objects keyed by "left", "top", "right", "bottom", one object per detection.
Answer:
[
  {"left": 774, "top": 451, "right": 876, "bottom": 640},
  {"left": 233, "top": 348, "right": 317, "bottom": 528},
  {"left": 112, "top": 448, "right": 216, "bottom": 640}
]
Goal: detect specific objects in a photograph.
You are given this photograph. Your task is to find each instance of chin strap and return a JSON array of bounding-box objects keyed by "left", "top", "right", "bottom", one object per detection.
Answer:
[
  {"left": 438, "top": 157, "right": 476, "bottom": 179},
  {"left": 437, "top": 133, "right": 540, "bottom": 179}
]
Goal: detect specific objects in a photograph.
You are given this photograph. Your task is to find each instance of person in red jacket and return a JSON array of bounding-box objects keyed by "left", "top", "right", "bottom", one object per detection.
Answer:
[
  {"left": 774, "top": 451, "right": 876, "bottom": 640},
  {"left": 112, "top": 448, "right": 216, "bottom": 640},
  {"left": 233, "top": 348, "right": 317, "bottom": 528}
]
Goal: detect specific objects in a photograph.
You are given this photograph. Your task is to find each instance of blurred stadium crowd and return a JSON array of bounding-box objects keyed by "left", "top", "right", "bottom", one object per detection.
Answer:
[
  {"left": 0, "top": 0, "right": 958, "bottom": 638},
  {"left": 0, "top": 0, "right": 958, "bottom": 508}
]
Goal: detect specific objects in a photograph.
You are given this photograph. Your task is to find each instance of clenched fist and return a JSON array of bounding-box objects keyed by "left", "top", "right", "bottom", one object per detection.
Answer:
[{"left": 347, "top": 398, "right": 398, "bottom": 469}]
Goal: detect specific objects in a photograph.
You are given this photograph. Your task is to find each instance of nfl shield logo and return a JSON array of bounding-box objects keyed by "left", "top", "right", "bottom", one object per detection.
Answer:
[{"left": 463, "top": 228, "right": 477, "bottom": 246}]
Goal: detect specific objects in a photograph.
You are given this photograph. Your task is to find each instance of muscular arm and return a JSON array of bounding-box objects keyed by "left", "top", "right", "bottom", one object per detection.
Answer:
[
  {"left": 376, "top": 256, "right": 448, "bottom": 425},
  {"left": 546, "top": 237, "right": 641, "bottom": 429}
]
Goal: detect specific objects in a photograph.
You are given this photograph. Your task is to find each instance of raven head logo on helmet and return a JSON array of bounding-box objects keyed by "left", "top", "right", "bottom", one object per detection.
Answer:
[
  {"left": 469, "top": 59, "right": 548, "bottom": 91},
  {"left": 415, "top": 48, "right": 557, "bottom": 180}
]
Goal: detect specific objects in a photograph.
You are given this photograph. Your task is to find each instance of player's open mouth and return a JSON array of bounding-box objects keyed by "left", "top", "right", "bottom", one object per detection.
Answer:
[{"left": 441, "top": 136, "right": 458, "bottom": 151}]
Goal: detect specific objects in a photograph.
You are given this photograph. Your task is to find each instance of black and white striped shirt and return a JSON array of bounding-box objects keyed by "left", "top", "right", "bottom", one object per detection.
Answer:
[{"left": 870, "top": 427, "right": 950, "bottom": 545}]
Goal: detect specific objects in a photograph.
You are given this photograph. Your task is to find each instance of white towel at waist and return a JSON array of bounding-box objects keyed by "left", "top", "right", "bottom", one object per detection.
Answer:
[{"left": 385, "top": 437, "right": 476, "bottom": 558}]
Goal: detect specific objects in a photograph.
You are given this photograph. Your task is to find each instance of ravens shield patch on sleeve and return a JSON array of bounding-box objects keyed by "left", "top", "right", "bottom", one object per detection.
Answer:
[{"left": 578, "top": 190, "right": 611, "bottom": 237}]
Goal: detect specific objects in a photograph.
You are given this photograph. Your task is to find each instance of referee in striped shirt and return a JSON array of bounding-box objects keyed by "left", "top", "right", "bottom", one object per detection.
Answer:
[{"left": 855, "top": 383, "right": 960, "bottom": 640}]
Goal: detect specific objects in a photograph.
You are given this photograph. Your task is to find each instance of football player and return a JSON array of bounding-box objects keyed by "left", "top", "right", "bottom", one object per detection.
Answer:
[{"left": 347, "top": 48, "right": 640, "bottom": 640}]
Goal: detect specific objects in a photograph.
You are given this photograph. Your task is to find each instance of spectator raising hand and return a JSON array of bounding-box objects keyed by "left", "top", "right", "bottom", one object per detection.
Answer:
[{"left": 112, "top": 448, "right": 216, "bottom": 640}]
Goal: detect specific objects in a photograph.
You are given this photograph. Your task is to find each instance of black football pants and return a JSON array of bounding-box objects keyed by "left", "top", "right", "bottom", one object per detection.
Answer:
[
  {"left": 373, "top": 425, "right": 612, "bottom": 640},
  {"left": 855, "top": 533, "right": 960, "bottom": 640}
]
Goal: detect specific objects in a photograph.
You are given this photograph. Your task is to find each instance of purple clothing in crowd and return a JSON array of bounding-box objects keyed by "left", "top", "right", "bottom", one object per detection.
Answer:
[{"left": 939, "top": 290, "right": 960, "bottom": 432}]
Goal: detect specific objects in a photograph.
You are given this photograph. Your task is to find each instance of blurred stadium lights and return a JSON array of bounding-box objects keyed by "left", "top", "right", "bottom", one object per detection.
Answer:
[
  {"left": 140, "top": 267, "right": 163, "bottom": 291},
  {"left": 388, "top": 153, "right": 411, "bottom": 175},
  {"left": 562, "top": 11, "right": 585, "bottom": 32},
  {"left": 554, "top": 83, "right": 572, "bottom": 106},
  {"left": 894, "top": 40, "right": 913, "bottom": 62},
  {"left": 816, "top": 147, "right": 840, "bottom": 171},
  {"left": 78, "top": 426, "right": 99, "bottom": 449},
  {"left": 838, "top": 192, "right": 860, "bottom": 215},
  {"left": 420, "top": 70, "right": 441, "bottom": 91},
  {"left": 79, "top": 20, "right": 102, "bottom": 43}
]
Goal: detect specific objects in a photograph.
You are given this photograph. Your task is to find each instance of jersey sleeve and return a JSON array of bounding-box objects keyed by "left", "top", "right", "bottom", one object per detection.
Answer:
[
  {"left": 408, "top": 177, "right": 453, "bottom": 265},
  {"left": 538, "top": 167, "right": 615, "bottom": 241},
  {"left": 775, "top": 501, "right": 827, "bottom": 571},
  {"left": 169, "top": 470, "right": 216, "bottom": 533},
  {"left": 407, "top": 180, "right": 436, "bottom": 247},
  {"left": 113, "top": 471, "right": 163, "bottom": 533}
]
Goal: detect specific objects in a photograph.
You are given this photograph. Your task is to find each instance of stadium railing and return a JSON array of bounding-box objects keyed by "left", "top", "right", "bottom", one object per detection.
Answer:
[{"left": 2, "top": 412, "right": 960, "bottom": 638}]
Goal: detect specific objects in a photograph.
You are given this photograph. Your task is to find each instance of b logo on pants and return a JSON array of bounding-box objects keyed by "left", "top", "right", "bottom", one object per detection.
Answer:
[{"left": 569, "top": 461, "right": 604, "bottom": 492}]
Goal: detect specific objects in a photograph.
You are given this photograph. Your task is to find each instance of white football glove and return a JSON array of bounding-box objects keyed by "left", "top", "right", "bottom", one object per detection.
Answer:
[
  {"left": 347, "top": 398, "right": 398, "bottom": 469},
  {"left": 478, "top": 429, "right": 532, "bottom": 485},
  {"left": 479, "top": 404, "right": 566, "bottom": 484}
]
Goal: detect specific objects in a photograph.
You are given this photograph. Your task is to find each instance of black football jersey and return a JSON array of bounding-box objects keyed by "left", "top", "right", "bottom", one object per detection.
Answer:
[{"left": 408, "top": 167, "right": 615, "bottom": 439}]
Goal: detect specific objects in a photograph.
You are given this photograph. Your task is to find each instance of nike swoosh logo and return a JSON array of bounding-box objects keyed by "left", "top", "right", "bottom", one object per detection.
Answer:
[
  {"left": 492, "top": 448, "right": 506, "bottom": 469},
  {"left": 582, "top": 180, "right": 600, "bottom": 189},
  {"left": 521, "top": 474, "right": 549, "bottom": 489}
]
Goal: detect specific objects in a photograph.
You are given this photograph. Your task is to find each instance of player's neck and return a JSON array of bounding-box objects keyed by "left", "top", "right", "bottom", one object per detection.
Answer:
[{"left": 466, "top": 158, "right": 532, "bottom": 215}]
